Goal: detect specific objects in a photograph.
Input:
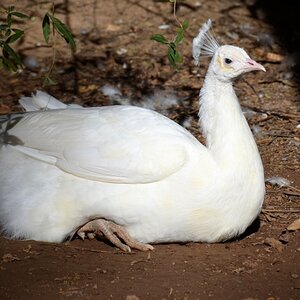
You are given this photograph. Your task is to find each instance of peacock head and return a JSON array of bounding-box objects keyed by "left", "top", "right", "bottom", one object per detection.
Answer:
[
  {"left": 211, "top": 45, "right": 266, "bottom": 82},
  {"left": 193, "top": 19, "right": 266, "bottom": 82}
]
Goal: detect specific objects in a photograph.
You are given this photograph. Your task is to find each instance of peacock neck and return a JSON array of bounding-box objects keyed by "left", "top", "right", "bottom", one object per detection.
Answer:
[{"left": 199, "top": 68, "right": 261, "bottom": 168}]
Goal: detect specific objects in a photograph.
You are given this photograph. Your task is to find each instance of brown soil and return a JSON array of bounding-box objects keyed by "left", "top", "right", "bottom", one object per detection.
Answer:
[{"left": 0, "top": 1, "right": 299, "bottom": 299}]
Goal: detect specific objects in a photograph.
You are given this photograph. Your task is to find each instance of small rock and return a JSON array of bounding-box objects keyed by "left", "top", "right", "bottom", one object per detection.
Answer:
[
  {"left": 279, "top": 231, "right": 289, "bottom": 244},
  {"left": 80, "top": 28, "right": 89, "bottom": 35},
  {"left": 126, "top": 295, "right": 140, "bottom": 300},
  {"left": 117, "top": 48, "right": 127, "bottom": 55},
  {"left": 2, "top": 253, "right": 20, "bottom": 263}
]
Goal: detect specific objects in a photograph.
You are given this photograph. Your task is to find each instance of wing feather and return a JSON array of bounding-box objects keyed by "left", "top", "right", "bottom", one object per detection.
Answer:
[{"left": 5, "top": 106, "right": 200, "bottom": 183}]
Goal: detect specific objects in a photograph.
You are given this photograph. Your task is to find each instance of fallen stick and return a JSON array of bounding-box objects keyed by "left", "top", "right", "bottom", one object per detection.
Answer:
[{"left": 262, "top": 209, "right": 300, "bottom": 214}]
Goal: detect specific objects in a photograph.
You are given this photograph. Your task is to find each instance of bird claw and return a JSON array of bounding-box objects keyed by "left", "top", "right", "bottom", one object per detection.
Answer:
[
  {"left": 76, "top": 219, "right": 154, "bottom": 252},
  {"left": 77, "top": 231, "right": 96, "bottom": 240}
]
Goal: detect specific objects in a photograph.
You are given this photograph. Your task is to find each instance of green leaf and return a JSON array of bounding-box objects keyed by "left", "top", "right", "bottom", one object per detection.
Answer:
[
  {"left": 174, "top": 51, "right": 182, "bottom": 63},
  {"left": 182, "top": 20, "right": 189, "bottom": 31},
  {"left": 48, "top": 14, "right": 76, "bottom": 51},
  {"left": 3, "top": 43, "right": 22, "bottom": 66},
  {"left": 174, "top": 29, "right": 184, "bottom": 45},
  {"left": 12, "top": 28, "right": 24, "bottom": 34},
  {"left": 167, "top": 46, "right": 178, "bottom": 70},
  {"left": 150, "top": 34, "right": 169, "bottom": 44},
  {"left": 169, "top": 41, "right": 176, "bottom": 51},
  {"left": 2, "top": 55, "right": 18, "bottom": 72},
  {"left": 42, "top": 14, "right": 51, "bottom": 43},
  {"left": 10, "top": 11, "right": 29, "bottom": 19},
  {"left": 6, "top": 29, "right": 24, "bottom": 43}
]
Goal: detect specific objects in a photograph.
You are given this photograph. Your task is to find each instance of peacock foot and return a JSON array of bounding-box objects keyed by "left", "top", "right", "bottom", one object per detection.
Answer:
[{"left": 76, "top": 219, "right": 154, "bottom": 252}]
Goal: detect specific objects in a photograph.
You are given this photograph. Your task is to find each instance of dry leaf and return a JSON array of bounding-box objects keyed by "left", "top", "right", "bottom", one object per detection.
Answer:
[
  {"left": 287, "top": 218, "right": 300, "bottom": 231},
  {"left": 106, "top": 24, "right": 121, "bottom": 32},
  {"left": 254, "top": 48, "right": 284, "bottom": 63},
  {"left": 264, "top": 238, "right": 284, "bottom": 252},
  {"left": 0, "top": 104, "right": 11, "bottom": 114},
  {"left": 78, "top": 84, "right": 98, "bottom": 94}
]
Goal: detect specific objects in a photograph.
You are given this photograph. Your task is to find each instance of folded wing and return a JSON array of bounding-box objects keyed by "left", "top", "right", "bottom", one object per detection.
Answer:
[{"left": 5, "top": 106, "right": 201, "bottom": 183}]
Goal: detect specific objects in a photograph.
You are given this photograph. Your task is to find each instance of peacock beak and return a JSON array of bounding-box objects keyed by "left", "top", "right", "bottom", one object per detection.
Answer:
[{"left": 244, "top": 59, "right": 266, "bottom": 72}]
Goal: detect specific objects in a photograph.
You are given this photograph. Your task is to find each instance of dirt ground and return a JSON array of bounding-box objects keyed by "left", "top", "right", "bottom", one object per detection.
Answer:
[{"left": 0, "top": 0, "right": 299, "bottom": 299}]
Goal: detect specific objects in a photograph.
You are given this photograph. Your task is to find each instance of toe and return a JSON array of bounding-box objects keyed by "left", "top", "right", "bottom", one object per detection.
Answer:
[
  {"left": 87, "top": 232, "right": 96, "bottom": 240},
  {"left": 77, "top": 231, "right": 85, "bottom": 240},
  {"left": 75, "top": 219, "right": 153, "bottom": 252}
]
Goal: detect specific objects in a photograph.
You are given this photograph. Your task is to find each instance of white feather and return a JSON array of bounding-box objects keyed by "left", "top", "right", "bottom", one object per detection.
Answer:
[
  {"left": 193, "top": 19, "right": 220, "bottom": 66},
  {"left": 265, "top": 177, "right": 290, "bottom": 187},
  {"left": 5, "top": 106, "right": 192, "bottom": 183},
  {"left": 100, "top": 84, "right": 122, "bottom": 99},
  {"left": 19, "top": 90, "right": 82, "bottom": 112}
]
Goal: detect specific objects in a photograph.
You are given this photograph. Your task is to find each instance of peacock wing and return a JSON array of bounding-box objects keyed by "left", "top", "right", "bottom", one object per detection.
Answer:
[{"left": 5, "top": 106, "right": 196, "bottom": 184}]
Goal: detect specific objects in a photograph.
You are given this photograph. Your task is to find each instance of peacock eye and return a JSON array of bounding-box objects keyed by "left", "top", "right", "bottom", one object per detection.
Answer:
[{"left": 224, "top": 58, "right": 232, "bottom": 64}]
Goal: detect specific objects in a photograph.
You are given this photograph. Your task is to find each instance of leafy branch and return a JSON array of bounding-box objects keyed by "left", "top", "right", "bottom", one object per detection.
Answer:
[
  {"left": 42, "top": 12, "right": 76, "bottom": 52},
  {"left": 151, "top": 0, "right": 189, "bottom": 70},
  {"left": 0, "top": 5, "right": 76, "bottom": 87},
  {"left": 42, "top": 8, "right": 76, "bottom": 85},
  {"left": 0, "top": 6, "right": 28, "bottom": 71}
]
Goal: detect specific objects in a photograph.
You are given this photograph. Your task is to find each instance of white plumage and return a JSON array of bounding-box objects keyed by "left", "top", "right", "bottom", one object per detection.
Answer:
[{"left": 0, "top": 20, "right": 266, "bottom": 251}]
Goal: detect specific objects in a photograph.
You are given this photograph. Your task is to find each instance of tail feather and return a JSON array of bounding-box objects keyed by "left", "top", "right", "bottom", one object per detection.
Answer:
[{"left": 19, "top": 91, "right": 82, "bottom": 112}]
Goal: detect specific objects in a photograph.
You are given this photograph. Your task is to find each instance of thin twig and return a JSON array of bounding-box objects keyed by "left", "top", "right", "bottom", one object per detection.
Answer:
[
  {"left": 256, "top": 137, "right": 274, "bottom": 145},
  {"left": 259, "top": 79, "right": 297, "bottom": 88},
  {"left": 70, "top": 246, "right": 111, "bottom": 254},
  {"left": 172, "top": 0, "right": 182, "bottom": 28},
  {"left": 287, "top": 185, "right": 300, "bottom": 193},
  {"left": 43, "top": 3, "right": 57, "bottom": 85},
  {"left": 242, "top": 105, "right": 300, "bottom": 121},
  {"left": 283, "top": 190, "right": 300, "bottom": 197},
  {"left": 262, "top": 209, "right": 300, "bottom": 214}
]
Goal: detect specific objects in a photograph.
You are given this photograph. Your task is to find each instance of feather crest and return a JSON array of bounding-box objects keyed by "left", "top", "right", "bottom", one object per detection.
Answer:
[{"left": 192, "top": 19, "right": 220, "bottom": 66}]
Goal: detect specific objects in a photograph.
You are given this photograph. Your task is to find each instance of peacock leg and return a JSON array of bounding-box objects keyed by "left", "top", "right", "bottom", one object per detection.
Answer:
[{"left": 76, "top": 219, "right": 154, "bottom": 252}]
